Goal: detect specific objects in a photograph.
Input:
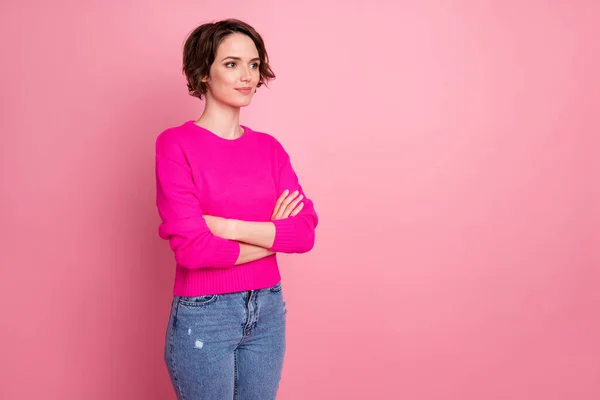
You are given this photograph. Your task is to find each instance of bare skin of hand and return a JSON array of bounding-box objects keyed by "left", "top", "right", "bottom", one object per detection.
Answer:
[
  {"left": 271, "top": 189, "right": 304, "bottom": 220},
  {"left": 203, "top": 189, "right": 304, "bottom": 239}
]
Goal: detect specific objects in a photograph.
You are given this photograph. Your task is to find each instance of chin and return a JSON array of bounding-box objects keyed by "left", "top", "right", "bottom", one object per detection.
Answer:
[{"left": 227, "top": 99, "right": 253, "bottom": 108}]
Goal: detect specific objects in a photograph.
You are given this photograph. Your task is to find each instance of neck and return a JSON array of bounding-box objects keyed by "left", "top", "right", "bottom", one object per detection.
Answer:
[{"left": 196, "top": 97, "right": 243, "bottom": 140}]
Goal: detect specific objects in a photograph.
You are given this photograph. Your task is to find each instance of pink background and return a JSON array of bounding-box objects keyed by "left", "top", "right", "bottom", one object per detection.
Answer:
[{"left": 1, "top": 1, "right": 599, "bottom": 399}]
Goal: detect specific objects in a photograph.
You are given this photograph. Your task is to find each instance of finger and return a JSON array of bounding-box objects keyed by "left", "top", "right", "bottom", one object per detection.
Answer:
[
  {"left": 272, "top": 189, "right": 289, "bottom": 219},
  {"left": 290, "top": 202, "right": 304, "bottom": 217},
  {"left": 273, "top": 190, "right": 288, "bottom": 211},
  {"left": 282, "top": 194, "right": 303, "bottom": 217},
  {"left": 276, "top": 190, "right": 299, "bottom": 218}
]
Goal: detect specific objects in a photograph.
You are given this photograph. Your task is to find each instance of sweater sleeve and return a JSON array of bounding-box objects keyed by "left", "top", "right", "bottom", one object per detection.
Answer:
[
  {"left": 269, "top": 144, "right": 319, "bottom": 253},
  {"left": 155, "top": 133, "right": 240, "bottom": 269}
]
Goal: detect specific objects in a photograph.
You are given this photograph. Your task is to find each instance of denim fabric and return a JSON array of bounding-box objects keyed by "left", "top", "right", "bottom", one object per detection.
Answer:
[{"left": 164, "top": 281, "right": 287, "bottom": 399}]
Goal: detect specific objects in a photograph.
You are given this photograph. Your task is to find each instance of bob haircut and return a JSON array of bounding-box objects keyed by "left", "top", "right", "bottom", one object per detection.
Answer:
[{"left": 182, "top": 19, "right": 276, "bottom": 100}]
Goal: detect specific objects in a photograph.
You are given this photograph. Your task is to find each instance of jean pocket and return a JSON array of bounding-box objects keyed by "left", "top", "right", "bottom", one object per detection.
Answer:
[
  {"left": 269, "top": 281, "right": 283, "bottom": 293},
  {"left": 178, "top": 294, "right": 218, "bottom": 307}
]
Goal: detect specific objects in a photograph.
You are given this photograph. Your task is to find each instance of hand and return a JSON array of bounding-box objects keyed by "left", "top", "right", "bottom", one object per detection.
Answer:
[
  {"left": 203, "top": 215, "right": 233, "bottom": 239},
  {"left": 271, "top": 189, "right": 304, "bottom": 220}
]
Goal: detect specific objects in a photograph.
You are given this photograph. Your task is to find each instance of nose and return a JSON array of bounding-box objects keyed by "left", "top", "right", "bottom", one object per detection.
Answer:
[{"left": 240, "top": 66, "right": 251, "bottom": 82}]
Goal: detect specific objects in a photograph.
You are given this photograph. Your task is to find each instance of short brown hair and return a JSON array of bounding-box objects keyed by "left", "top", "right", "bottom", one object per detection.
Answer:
[{"left": 182, "top": 19, "right": 276, "bottom": 100}]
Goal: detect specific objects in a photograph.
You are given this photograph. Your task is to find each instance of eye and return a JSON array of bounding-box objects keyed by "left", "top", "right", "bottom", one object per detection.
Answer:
[
  {"left": 250, "top": 63, "right": 260, "bottom": 69},
  {"left": 225, "top": 62, "right": 236, "bottom": 68}
]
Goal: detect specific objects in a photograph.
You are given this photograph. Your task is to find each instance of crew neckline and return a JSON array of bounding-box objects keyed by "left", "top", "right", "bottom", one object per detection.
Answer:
[{"left": 186, "top": 120, "right": 253, "bottom": 143}]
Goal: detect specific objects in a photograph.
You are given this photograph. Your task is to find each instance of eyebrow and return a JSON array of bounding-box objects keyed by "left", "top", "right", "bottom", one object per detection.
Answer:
[{"left": 221, "top": 56, "right": 261, "bottom": 62}]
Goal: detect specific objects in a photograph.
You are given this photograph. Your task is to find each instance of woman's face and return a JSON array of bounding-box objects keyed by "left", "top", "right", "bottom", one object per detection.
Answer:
[{"left": 203, "top": 33, "right": 261, "bottom": 108}]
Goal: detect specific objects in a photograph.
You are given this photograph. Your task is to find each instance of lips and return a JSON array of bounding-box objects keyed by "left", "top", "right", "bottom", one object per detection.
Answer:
[{"left": 235, "top": 88, "right": 252, "bottom": 94}]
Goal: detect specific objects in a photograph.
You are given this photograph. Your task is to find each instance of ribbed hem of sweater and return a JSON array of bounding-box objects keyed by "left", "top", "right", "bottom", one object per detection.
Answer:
[{"left": 172, "top": 255, "right": 281, "bottom": 296}]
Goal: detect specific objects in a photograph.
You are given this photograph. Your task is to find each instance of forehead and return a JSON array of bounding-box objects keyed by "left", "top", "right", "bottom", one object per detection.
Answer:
[{"left": 216, "top": 33, "right": 259, "bottom": 58}]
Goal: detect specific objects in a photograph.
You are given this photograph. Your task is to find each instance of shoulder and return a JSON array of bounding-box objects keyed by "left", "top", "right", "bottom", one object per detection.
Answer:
[
  {"left": 155, "top": 121, "right": 196, "bottom": 153},
  {"left": 246, "top": 126, "right": 288, "bottom": 156}
]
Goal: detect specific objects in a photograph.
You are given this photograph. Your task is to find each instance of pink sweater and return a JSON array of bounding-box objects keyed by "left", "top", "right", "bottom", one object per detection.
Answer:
[{"left": 155, "top": 121, "right": 318, "bottom": 296}]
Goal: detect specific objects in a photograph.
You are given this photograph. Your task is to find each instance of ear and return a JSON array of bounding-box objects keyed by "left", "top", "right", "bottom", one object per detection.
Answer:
[{"left": 201, "top": 74, "right": 210, "bottom": 83}]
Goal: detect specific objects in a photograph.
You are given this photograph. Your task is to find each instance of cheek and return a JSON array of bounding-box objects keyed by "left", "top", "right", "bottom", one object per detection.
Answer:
[
  {"left": 213, "top": 73, "right": 229, "bottom": 86},
  {"left": 210, "top": 74, "right": 235, "bottom": 94}
]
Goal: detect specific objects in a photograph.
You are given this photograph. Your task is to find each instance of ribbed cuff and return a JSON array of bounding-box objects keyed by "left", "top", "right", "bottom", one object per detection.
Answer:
[
  {"left": 216, "top": 240, "right": 241, "bottom": 267},
  {"left": 270, "top": 218, "right": 296, "bottom": 253}
]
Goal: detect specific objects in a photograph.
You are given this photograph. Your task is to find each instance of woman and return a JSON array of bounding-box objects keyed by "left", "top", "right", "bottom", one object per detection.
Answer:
[{"left": 155, "top": 19, "right": 318, "bottom": 399}]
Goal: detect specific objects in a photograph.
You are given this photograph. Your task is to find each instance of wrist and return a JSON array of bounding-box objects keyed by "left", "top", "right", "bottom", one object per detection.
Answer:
[{"left": 227, "top": 219, "right": 241, "bottom": 241}]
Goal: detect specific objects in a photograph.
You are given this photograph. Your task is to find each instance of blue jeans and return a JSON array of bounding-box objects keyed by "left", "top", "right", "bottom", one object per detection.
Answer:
[{"left": 164, "top": 281, "right": 287, "bottom": 399}]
